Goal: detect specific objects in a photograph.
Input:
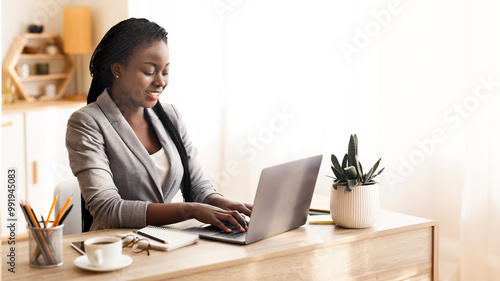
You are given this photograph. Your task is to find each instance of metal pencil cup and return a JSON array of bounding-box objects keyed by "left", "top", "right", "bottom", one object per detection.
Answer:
[{"left": 28, "top": 224, "right": 64, "bottom": 268}]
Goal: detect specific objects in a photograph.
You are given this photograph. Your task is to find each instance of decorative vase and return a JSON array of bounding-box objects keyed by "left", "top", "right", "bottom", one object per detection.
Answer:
[
  {"left": 45, "top": 42, "right": 59, "bottom": 55},
  {"left": 28, "top": 24, "right": 44, "bottom": 33},
  {"left": 330, "top": 184, "right": 380, "bottom": 228}
]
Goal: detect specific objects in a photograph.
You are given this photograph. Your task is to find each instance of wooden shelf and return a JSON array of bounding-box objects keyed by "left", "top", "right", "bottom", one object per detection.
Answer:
[
  {"left": 22, "top": 33, "right": 61, "bottom": 39},
  {"left": 21, "top": 73, "right": 70, "bottom": 82},
  {"left": 2, "top": 98, "right": 86, "bottom": 114},
  {"left": 19, "top": 54, "right": 68, "bottom": 60},
  {"left": 2, "top": 33, "right": 75, "bottom": 101}
]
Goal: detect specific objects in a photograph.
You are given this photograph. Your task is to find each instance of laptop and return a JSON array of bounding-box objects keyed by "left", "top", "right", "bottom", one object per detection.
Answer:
[{"left": 186, "top": 155, "right": 323, "bottom": 244}]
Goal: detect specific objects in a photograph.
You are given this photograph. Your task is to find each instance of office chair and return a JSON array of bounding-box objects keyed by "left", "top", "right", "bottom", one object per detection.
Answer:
[
  {"left": 81, "top": 195, "right": 93, "bottom": 232},
  {"left": 53, "top": 177, "right": 82, "bottom": 235}
]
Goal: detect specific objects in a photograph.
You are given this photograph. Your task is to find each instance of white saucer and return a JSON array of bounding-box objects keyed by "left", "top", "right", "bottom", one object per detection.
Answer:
[{"left": 73, "top": 254, "right": 133, "bottom": 272}]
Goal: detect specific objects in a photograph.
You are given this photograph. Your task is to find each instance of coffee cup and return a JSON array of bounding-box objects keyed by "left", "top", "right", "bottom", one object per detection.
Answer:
[{"left": 84, "top": 237, "right": 122, "bottom": 268}]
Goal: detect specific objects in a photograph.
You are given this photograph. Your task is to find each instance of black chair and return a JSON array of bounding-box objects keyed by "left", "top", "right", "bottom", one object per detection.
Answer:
[{"left": 81, "top": 195, "right": 93, "bottom": 232}]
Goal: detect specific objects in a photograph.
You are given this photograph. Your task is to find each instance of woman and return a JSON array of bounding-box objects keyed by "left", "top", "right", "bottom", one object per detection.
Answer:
[{"left": 66, "top": 18, "right": 251, "bottom": 232}]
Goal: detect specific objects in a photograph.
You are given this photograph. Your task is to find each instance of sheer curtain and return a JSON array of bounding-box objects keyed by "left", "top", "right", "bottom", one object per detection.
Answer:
[
  {"left": 376, "top": 0, "right": 500, "bottom": 279},
  {"left": 459, "top": 1, "right": 500, "bottom": 278},
  {"left": 460, "top": 104, "right": 500, "bottom": 280}
]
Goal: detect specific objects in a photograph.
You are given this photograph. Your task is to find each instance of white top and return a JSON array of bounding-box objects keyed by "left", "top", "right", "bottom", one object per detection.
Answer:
[{"left": 150, "top": 147, "right": 170, "bottom": 191}]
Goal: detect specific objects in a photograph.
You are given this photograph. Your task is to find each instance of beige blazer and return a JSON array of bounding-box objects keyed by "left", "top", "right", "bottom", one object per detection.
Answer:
[{"left": 66, "top": 89, "right": 218, "bottom": 230}]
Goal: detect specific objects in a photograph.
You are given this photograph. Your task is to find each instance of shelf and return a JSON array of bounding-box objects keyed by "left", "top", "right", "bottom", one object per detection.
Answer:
[
  {"left": 2, "top": 98, "right": 86, "bottom": 113},
  {"left": 19, "top": 54, "right": 68, "bottom": 60},
  {"left": 2, "top": 33, "right": 75, "bottom": 101},
  {"left": 21, "top": 73, "right": 70, "bottom": 82},
  {"left": 23, "top": 33, "right": 61, "bottom": 39}
]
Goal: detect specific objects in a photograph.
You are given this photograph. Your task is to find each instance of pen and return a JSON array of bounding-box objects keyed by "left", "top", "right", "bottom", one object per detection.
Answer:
[{"left": 134, "top": 229, "right": 168, "bottom": 244}]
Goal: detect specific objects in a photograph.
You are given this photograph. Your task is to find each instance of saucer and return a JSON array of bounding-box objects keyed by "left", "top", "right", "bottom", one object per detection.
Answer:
[{"left": 73, "top": 254, "right": 133, "bottom": 272}]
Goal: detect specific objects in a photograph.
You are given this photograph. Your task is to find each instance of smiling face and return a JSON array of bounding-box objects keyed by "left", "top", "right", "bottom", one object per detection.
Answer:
[{"left": 110, "top": 39, "right": 170, "bottom": 111}]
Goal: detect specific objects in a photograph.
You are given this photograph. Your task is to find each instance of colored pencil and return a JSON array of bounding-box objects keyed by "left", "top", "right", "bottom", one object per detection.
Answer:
[
  {"left": 45, "top": 194, "right": 58, "bottom": 226},
  {"left": 58, "top": 204, "right": 73, "bottom": 226},
  {"left": 20, "top": 201, "right": 57, "bottom": 264},
  {"left": 41, "top": 215, "right": 46, "bottom": 228},
  {"left": 52, "top": 196, "right": 72, "bottom": 227},
  {"left": 26, "top": 203, "right": 40, "bottom": 228}
]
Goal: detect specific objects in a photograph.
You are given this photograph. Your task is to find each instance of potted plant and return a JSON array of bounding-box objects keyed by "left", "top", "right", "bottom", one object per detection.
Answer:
[{"left": 329, "top": 134, "right": 384, "bottom": 228}]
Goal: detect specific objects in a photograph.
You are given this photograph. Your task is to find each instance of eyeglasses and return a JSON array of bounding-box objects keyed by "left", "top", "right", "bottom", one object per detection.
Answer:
[{"left": 121, "top": 234, "right": 151, "bottom": 256}]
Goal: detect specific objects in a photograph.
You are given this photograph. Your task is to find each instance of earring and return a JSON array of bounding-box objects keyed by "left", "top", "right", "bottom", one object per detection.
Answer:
[{"left": 115, "top": 75, "right": 119, "bottom": 78}]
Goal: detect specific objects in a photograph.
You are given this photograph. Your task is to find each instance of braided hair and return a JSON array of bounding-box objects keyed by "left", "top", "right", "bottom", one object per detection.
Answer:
[
  {"left": 87, "top": 18, "right": 168, "bottom": 103},
  {"left": 81, "top": 18, "right": 192, "bottom": 231}
]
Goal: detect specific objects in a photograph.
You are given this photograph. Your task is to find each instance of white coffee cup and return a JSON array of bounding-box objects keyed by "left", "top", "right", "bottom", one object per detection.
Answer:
[{"left": 84, "top": 236, "right": 122, "bottom": 268}]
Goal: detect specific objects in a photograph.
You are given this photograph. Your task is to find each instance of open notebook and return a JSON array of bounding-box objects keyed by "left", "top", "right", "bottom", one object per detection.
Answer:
[{"left": 117, "top": 225, "right": 199, "bottom": 251}]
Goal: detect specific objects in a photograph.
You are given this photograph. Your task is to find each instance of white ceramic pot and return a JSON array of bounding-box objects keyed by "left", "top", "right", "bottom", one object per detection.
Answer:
[{"left": 330, "top": 184, "right": 380, "bottom": 228}]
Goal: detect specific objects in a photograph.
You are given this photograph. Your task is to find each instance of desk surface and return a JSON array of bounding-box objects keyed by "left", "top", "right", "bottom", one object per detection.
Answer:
[{"left": 2, "top": 210, "right": 438, "bottom": 281}]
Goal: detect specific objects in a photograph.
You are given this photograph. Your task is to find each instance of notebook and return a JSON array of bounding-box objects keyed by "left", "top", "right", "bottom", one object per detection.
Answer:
[
  {"left": 117, "top": 225, "right": 199, "bottom": 251},
  {"left": 185, "top": 155, "right": 323, "bottom": 245}
]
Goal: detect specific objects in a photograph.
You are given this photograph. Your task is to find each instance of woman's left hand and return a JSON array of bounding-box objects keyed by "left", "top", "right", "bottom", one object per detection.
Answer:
[{"left": 204, "top": 194, "right": 253, "bottom": 217}]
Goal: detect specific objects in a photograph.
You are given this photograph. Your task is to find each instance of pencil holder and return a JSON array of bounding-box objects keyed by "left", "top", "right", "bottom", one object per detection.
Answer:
[{"left": 28, "top": 224, "right": 64, "bottom": 268}]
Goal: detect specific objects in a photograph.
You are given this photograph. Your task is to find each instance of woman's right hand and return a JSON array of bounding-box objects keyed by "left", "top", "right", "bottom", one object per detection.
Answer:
[{"left": 189, "top": 203, "right": 248, "bottom": 233}]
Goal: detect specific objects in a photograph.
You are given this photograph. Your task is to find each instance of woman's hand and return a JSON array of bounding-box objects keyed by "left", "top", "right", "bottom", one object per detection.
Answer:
[
  {"left": 202, "top": 194, "right": 253, "bottom": 232},
  {"left": 190, "top": 203, "right": 249, "bottom": 233},
  {"left": 204, "top": 194, "right": 253, "bottom": 216}
]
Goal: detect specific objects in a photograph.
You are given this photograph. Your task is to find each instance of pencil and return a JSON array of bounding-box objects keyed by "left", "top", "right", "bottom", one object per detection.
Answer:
[
  {"left": 52, "top": 196, "right": 72, "bottom": 227},
  {"left": 26, "top": 203, "right": 41, "bottom": 228},
  {"left": 57, "top": 204, "right": 73, "bottom": 226},
  {"left": 45, "top": 194, "right": 58, "bottom": 226},
  {"left": 19, "top": 201, "right": 34, "bottom": 227},
  {"left": 41, "top": 215, "right": 46, "bottom": 228},
  {"left": 26, "top": 202, "right": 56, "bottom": 264}
]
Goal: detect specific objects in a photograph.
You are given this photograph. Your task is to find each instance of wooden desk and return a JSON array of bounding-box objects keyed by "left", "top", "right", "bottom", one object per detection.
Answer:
[{"left": 2, "top": 210, "right": 438, "bottom": 280}]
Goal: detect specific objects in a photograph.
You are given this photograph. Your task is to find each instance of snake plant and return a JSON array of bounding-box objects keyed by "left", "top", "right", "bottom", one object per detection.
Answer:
[{"left": 330, "top": 134, "right": 384, "bottom": 193}]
